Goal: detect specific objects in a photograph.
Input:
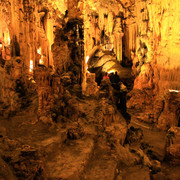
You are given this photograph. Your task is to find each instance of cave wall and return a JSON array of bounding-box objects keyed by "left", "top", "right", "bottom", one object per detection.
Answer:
[
  {"left": 132, "top": 0, "right": 180, "bottom": 92},
  {"left": 0, "top": 0, "right": 69, "bottom": 70},
  {"left": 1, "top": 0, "right": 178, "bottom": 94},
  {"left": 82, "top": 0, "right": 126, "bottom": 92},
  {"left": 0, "top": 0, "right": 69, "bottom": 116},
  {"left": 0, "top": 0, "right": 86, "bottom": 116},
  {"left": 0, "top": 0, "right": 179, "bottom": 128},
  {"left": 128, "top": 0, "right": 180, "bottom": 129}
]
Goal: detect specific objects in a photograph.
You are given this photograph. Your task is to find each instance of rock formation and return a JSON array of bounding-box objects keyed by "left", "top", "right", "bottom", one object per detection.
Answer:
[{"left": 0, "top": 0, "right": 179, "bottom": 179}]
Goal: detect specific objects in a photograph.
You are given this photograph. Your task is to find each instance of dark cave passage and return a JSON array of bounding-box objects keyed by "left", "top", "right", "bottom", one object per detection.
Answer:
[{"left": 86, "top": 46, "right": 133, "bottom": 122}]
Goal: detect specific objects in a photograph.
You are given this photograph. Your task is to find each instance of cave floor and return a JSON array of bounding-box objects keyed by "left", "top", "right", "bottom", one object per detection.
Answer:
[
  {"left": 129, "top": 118, "right": 180, "bottom": 180},
  {"left": 129, "top": 118, "right": 167, "bottom": 161},
  {"left": 0, "top": 96, "right": 180, "bottom": 179}
]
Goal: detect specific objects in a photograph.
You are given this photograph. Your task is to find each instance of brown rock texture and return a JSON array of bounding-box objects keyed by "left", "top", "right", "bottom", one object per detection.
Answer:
[
  {"left": 0, "top": 0, "right": 180, "bottom": 179},
  {"left": 127, "top": 0, "right": 180, "bottom": 130},
  {"left": 86, "top": 73, "right": 99, "bottom": 96},
  {"left": 166, "top": 127, "right": 180, "bottom": 165}
]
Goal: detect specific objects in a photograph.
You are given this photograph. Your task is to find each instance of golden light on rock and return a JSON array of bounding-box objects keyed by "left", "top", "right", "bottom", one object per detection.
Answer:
[
  {"left": 108, "top": 70, "right": 115, "bottom": 74},
  {"left": 86, "top": 55, "right": 89, "bottom": 64},
  {"left": 37, "top": 47, "right": 41, "bottom": 55},
  {"left": 0, "top": 0, "right": 179, "bottom": 179},
  {"left": 169, "top": 90, "right": 179, "bottom": 93},
  {"left": 29, "top": 60, "right": 33, "bottom": 73},
  {"left": 86, "top": 66, "right": 90, "bottom": 73},
  {"left": 2, "top": 28, "right": 11, "bottom": 46},
  {"left": 39, "top": 55, "right": 44, "bottom": 65}
]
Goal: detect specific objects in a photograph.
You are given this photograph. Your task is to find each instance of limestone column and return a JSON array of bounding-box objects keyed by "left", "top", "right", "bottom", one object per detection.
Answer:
[
  {"left": 115, "top": 32, "right": 123, "bottom": 63},
  {"left": 117, "top": 33, "right": 120, "bottom": 62},
  {"left": 113, "top": 17, "right": 124, "bottom": 63},
  {"left": 119, "top": 33, "right": 123, "bottom": 63},
  {"left": 46, "top": 16, "right": 54, "bottom": 67}
]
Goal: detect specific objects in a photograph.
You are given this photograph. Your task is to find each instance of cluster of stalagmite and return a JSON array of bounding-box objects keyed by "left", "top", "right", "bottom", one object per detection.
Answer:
[
  {"left": 86, "top": 73, "right": 99, "bottom": 96},
  {"left": 0, "top": 0, "right": 84, "bottom": 116},
  {"left": 0, "top": 1, "right": 179, "bottom": 176}
]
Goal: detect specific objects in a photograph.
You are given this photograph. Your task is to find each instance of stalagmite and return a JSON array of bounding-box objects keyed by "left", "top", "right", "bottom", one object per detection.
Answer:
[{"left": 0, "top": 0, "right": 179, "bottom": 179}]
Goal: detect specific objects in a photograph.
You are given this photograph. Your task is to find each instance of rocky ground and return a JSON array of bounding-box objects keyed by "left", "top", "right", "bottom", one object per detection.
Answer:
[
  {"left": 0, "top": 64, "right": 179, "bottom": 180},
  {"left": 0, "top": 88, "right": 180, "bottom": 180}
]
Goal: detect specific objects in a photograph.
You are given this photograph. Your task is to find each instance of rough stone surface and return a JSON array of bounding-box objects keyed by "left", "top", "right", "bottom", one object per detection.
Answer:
[
  {"left": 0, "top": 0, "right": 180, "bottom": 179},
  {"left": 166, "top": 127, "right": 180, "bottom": 165}
]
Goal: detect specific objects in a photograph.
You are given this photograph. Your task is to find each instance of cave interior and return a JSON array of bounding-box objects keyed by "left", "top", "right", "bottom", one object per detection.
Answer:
[{"left": 0, "top": 0, "right": 180, "bottom": 179}]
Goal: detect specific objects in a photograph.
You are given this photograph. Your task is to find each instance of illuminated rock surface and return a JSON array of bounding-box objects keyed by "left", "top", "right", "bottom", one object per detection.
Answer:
[{"left": 0, "top": 0, "right": 180, "bottom": 179}]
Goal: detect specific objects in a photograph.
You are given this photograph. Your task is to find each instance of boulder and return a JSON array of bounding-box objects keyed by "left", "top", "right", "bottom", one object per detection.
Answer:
[
  {"left": 125, "top": 126, "right": 143, "bottom": 144},
  {"left": 166, "top": 127, "right": 180, "bottom": 165}
]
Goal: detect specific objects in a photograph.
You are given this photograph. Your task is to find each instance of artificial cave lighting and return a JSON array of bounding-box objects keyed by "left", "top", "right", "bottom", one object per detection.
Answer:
[
  {"left": 86, "top": 55, "right": 89, "bottom": 64},
  {"left": 86, "top": 56, "right": 90, "bottom": 73},
  {"left": 169, "top": 89, "right": 179, "bottom": 93},
  {"left": 37, "top": 47, "right": 41, "bottom": 55},
  {"left": 37, "top": 47, "right": 44, "bottom": 64},
  {"left": 86, "top": 66, "right": 90, "bottom": 73},
  {"left": 108, "top": 70, "right": 115, "bottom": 74},
  {"left": 29, "top": 60, "right": 33, "bottom": 73},
  {"left": 39, "top": 55, "right": 44, "bottom": 64},
  {"left": 7, "top": 37, "right": 10, "bottom": 45},
  {"left": 3, "top": 30, "right": 10, "bottom": 46}
]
